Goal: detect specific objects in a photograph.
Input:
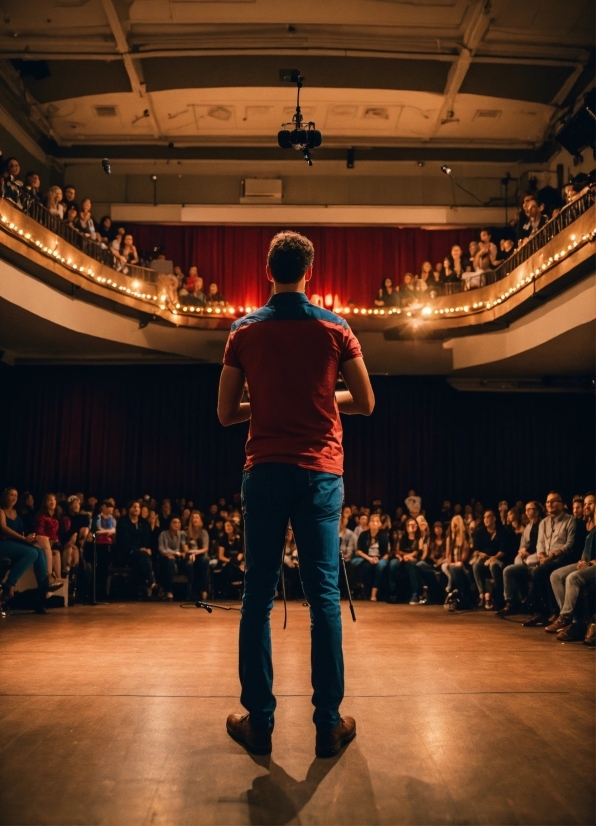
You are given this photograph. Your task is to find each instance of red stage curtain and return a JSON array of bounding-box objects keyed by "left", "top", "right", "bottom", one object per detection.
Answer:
[{"left": 125, "top": 224, "right": 476, "bottom": 309}]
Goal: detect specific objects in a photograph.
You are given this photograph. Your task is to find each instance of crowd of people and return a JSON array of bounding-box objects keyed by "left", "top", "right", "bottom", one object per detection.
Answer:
[
  {"left": 2, "top": 152, "right": 592, "bottom": 313},
  {"left": 1, "top": 485, "right": 593, "bottom": 646},
  {"left": 372, "top": 172, "right": 595, "bottom": 307}
]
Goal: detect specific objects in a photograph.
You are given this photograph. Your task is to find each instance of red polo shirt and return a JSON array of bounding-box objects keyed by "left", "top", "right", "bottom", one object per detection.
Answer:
[{"left": 223, "top": 292, "right": 362, "bottom": 475}]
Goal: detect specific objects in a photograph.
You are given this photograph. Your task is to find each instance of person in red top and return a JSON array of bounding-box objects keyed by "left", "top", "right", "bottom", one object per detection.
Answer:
[
  {"left": 218, "top": 230, "right": 374, "bottom": 759},
  {"left": 34, "top": 493, "right": 65, "bottom": 584}
]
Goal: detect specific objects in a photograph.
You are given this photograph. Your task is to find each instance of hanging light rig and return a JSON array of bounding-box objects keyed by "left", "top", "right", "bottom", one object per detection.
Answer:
[{"left": 277, "top": 70, "right": 322, "bottom": 165}]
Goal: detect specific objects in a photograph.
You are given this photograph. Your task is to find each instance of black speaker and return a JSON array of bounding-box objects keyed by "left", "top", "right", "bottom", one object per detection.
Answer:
[{"left": 555, "top": 90, "right": 596, "bottom": 156}]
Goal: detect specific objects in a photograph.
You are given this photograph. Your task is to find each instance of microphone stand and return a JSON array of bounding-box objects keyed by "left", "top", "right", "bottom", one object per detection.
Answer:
[
  {"left": 184, "top": 600, "right": 241, "bottom": 612},
  {"left": 89, "top": 531, "right": 109, "bottom": 606}
]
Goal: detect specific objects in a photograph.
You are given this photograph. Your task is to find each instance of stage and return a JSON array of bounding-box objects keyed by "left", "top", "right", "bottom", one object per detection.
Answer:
[{"left": 0, "top": 602, "right": 593, "bottom": 826}]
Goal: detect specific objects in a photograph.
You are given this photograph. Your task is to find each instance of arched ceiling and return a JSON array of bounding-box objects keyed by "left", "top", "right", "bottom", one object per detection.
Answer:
[{"left": 0, "top": 0, "right": 593, "bottom": 161}]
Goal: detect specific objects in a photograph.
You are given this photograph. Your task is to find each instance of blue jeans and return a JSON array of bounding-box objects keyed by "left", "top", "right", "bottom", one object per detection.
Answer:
[
  {"left": 240, "top": 462, "right": 344, "bottom": 732},
  {"left": 350, "top": 556, "right": 400, "bottom": 593},
  {"left": 0, "top": 541, "right": 47, "bottom": 588}
]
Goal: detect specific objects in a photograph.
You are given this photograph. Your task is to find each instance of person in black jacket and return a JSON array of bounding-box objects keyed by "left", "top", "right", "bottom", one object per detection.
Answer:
[
  {"left": 116, "top": 501, "right": 156, "bottom": 598},
  {"left": 350, "top": 514, "right": 390, "bottom": 601},
  {"left": 472, "top": 509, "right": 511, "bottom": 610}
]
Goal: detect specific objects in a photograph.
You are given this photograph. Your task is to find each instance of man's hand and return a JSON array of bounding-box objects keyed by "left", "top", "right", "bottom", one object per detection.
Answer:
[
  {"left": 218, "top": 365, "right": 251, "bottom": 426},
  {"left": 519, "top": 549, "right": 529, "bottom": 559},
  {"left": 369, "top": 556, "right": 379, "bottom": 564},
  {"left": 336, "top": 358, "right": 375, "bottom": 416}
]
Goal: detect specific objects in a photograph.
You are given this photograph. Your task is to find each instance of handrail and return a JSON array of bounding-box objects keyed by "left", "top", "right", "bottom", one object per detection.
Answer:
[
  {"left": 0, "top": 183, "right": 157, "bottom": 284},
  {"left": 440, "top": 185, "right": 595, "bottom": 296}
]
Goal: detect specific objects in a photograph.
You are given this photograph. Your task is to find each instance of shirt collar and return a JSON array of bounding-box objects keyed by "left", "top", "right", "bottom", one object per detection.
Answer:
[{"left": 266, "top": 291, "right": 310, "bottom": 307}]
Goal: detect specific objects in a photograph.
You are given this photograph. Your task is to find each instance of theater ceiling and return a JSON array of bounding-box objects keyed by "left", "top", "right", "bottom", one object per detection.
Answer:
[{"left": 0, "top": 0, "right": 593, "bottom": 161}]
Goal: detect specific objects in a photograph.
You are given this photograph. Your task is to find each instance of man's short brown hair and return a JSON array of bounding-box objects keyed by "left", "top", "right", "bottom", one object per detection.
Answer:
[{"left": 267, "top": 231, "right": 314, "bottom": 284}]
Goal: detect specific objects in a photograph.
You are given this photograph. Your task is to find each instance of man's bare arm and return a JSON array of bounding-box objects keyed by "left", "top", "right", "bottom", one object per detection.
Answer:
[
  {"left": 336, "top": 357, "right": 375, "bottom": 416},
  {"left": 218, "top": 365, "right": 251, "bottom": 426}
]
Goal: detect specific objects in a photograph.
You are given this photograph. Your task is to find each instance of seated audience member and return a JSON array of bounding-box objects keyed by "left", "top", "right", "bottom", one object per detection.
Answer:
[
  {"left": 394, "top": 516, "right": 424, "bottom": 604},
  {"left": 426, "top": 268, "right": 442, "bottom": 298},
  {"left": 441, "top": 256, "right": 460, "bottom": 288},
  {"left": 2, "top": 157, "right": 23, "bottom": 202},
  {"left": 64, "top": 204, "right": 79, "bottom": 230},
  {"left": 419, "top": 261, "right": 433, "bottom": 282},
  {"left": 60, "top": 184, "right": 79, "bottom": 215},
  {"left": 61, "top": 494, "right": 91, "bottom": 576},
  {"left": 207, "top": 282, "right": 227, "bottom": 306},
  {"left": 159, "top": 499, "right": 174, "bottom": 531},
  {"left": 44, "top": 186, "right": 64, "bottom": 219},
  {"left": 182, "top": 275, "right": 207, "bottom": 307},
  {"left": 119, "top": 233, "right": 139, "bottom": 266},
  {"left": 546, "top": 492, "right": 595, "bottom": 641},
  {"left": 467, "top": 241, "right": 478, "bottom": 265},
  {"left": 20, "top": 491, "right": 36, "bottom": 535},
  {"left": 463, "top": 251, "right": 492, "bottom": 289},
  {"left": 496, "top": 229, "right": 516, "bottom": 261},
  {"left": 537, "top": 185, "right": 564, "bottom": 219},
  {"left": 450, "top": 245, "right": 466, "bottom": 278},
  {"left": 351, "top": 514, "right": 392, "bottom": 601},
  {"left": 518, "top": 197, "right": 548, "bottom": 246},
  {"left": 110, "top": 227, "right": 126, "bottom": 264},
  {"left": 417, "top": 521, "right": 447, "bottom": 603},
  {"left": 218, "top": 519, "right": 245, "bottom": 590},
  {"left": 404, "top": 489, "right": 422, "bottom": 515},
  {"left": 186, "top": 511, "right": 210, "bottom": 600},
  {"left": 116, "top": 501, "right": 156, "bottom": 598},
  {"left": 523, "top": 491, "right": 577, "bottom": 628},
  {"left": 159, "top": 516, "right": 193, "bottom": 601},
  {"left": 173, "top": 265, "right": 185, "bottom": 290},
  {"left": 523, "top": 491, "right": 576, "bottom": 627},
  {"left": 96, "top": 216, "right": 113, "bottom": 245},
  {"left": 441, "top": 513, "right": 469, "bottom": 596},
  {"left": 473, "top": 228, "right": 498, "bottom": 268},
  {"left": 0, "top": 487, "right": 59, "bottom": 612},
  {"left": 339, "top": 513, "right": 357, "bottom": 563},
  {"left": 24, "top": 171, "right": 43, "bottom": 203},
  {"left": 471, "top": 509, "right": 509, "bottom": 610},
  {"left": 374, "top": 278, "right": 400, "bottom": 307},
  {"left": 497, "top": 501, "right": 543, "bottom": 616},
  {"left": 498, "top": 500, "right": 509, "bottom": 526},
  {"left": 75, "top": 198, "right": 97, "bottom": 240},
  {"left": 183, "top": 265, "right": 199, "bottom": 293},
  {"left": 353, "top": 512, "right": 369, "bottom": 539},
  {"left": 415, "top": 274, "right": 428, "bottom": 294},
  {"left": 399, "top": 273, "right": 417, "bottom": 307},
  {"left": 283, "top": 526, "right": 302, "bottom": 599},
  {"left": 92, "top": 499, "right": 116, "bottom": 600},
  {"left": 34, "top": 493, "right": 66, "bottom": 585}
]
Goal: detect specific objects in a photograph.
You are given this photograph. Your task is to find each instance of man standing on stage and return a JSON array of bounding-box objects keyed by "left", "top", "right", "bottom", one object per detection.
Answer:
[{"left": 218, "top": 230, "right": 374, "bottom": 757}]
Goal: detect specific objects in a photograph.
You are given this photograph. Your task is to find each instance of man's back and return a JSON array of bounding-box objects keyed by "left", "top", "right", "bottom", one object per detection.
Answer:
[{"left": 224, "top": 292, "right": 361, "bottom": 474}]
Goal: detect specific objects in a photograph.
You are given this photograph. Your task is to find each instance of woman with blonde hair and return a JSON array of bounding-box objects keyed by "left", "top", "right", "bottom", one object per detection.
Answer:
[
  {"left": 44, "top": 186, "right": 64, "bottom": 219},
  {"left": 441, "top": 513, "right": 472, "bottom": 606}
]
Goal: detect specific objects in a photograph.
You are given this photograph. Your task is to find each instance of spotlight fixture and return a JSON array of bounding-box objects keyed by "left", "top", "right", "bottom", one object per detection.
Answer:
[
  {"left": 441, "top": 165, "right": 452, "bottom": 175},
  {"left": 277, "top": 70, "right": 322, "bottom": 166}
]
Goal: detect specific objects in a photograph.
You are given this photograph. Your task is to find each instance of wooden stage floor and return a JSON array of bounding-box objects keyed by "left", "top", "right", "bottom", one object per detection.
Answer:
[{"left": 0, "top": 601, "right": 594, "bottom": 826}]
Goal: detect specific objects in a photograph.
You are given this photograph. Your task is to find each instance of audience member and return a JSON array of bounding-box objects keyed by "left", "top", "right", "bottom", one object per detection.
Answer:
[
  {"left": 116, "top": 501, "right": 156, "bottom": 598},
  {"left": 159, "top": 515, "right": 193, "bottom": 601},
  {"left": 523, "top": 491, "right": 576, "bottom": 627},
  {"left": 399, "top": 274, "right": 417, "bottom": 307},
  {"left": 186, "top": 511, "right": 210, "bottom": 601},
  {"left": 546, "top": 492, "right": 595, "bottom": 641},
  {"left": 497, "top": 500, "right": 543, "bottom": 617},
  {"left": 34, "top": 493, "right": 66, "bottom": 585},
  {"left": 24, "top": 171, "right": 43, "bottom": 203},
  {"left": 60, "top": 185, "right": 78, "bottom": 214},
  {"left": 207, "top": 283, "right": 227, "bottom": 306},
  {"left": 374, "top": 278, "right": 399, "bottom": 307},
  {"left": 471, "top": 509, "right": 508, "bottom": 610},
  {"left": 351, "top": 513, "right": 392, "bottom": 601},
  {"left": 44, "top": 186, "right": 64, "bottom": 219}
]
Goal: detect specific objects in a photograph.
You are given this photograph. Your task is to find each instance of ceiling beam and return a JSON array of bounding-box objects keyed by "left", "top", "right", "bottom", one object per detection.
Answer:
[
  {"left": 431, "top": 0, "right": 492, "bottom": 137},
  {"left": 100, "top": 0, "right": 161, "bottom": 139}
]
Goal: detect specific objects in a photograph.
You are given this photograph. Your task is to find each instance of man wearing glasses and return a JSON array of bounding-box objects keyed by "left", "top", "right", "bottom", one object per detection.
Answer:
[
  {"left": 496, "top": 500, "right": 543, "bottom": 617},
  {"left": 522, "top": 492, "right": 576, "bottom": 627}
]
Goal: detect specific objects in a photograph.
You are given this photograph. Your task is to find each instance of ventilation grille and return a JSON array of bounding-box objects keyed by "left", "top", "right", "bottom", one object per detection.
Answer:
[
  {"left": 241, "top": 179, "right": 282, "bottom": 203},
  {"left": 94, "top": 106, "right": 118, "bottom": 118},
  {"left": 474, "top": 109, "right": 502, "bottom": 120}
]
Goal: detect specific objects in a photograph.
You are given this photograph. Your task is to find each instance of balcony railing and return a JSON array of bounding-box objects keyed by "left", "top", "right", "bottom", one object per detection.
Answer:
[
  {"left": 441, "top": 185, "right": 595, "bottom": 296},
  {"left": 1, "top": 182, "right": 157, "bottom": 284}
]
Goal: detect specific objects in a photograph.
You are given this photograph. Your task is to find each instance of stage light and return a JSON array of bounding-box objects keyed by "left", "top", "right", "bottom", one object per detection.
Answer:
[
  {"left": 422, "top": 306, "right": 431, "bottom": 315},
  {"left": 441, "top": 165, "right": 452, "bottom": 176}
]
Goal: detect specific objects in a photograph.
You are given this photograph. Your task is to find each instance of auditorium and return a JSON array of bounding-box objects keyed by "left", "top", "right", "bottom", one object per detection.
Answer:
[{"left": 0, "top": 2, "right": 594, "bottom": 824}]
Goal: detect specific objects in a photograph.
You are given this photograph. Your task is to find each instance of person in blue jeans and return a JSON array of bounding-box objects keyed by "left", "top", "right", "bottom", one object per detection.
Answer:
[
  {"left": 218, "top": 230, "right": 374, "bottom": 758},
  {"left": 351, "top": 513, "right": 398, "bottom": 601}
]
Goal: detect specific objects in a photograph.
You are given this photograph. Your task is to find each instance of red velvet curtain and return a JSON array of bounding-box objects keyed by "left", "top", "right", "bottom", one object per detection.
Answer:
[
  {"left": 125, "top": 224, "right": 476, "bottom": 309},
  {"left": 1, "top": 366, "right": 593, "bottom": 514}
]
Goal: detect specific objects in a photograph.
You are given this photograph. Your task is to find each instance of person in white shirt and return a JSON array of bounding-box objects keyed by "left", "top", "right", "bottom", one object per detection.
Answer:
[{"left": 159, "top": 516, "right": 193, "bottom": 601}]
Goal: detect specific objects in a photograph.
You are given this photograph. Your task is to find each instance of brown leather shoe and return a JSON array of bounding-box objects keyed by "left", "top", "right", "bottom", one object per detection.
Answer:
[
  {"left": 315, "top": 716, "right": 356, "bottom": 758},
  {"left": 545, "top": 615, "right": 572, "bottom": 634},
  {"left": 557, "top": 622, "right": 586, "bottom": 642},
  {"left": 584, "top": 623, "right": 595, "bottom": 646},
  {"left": 226, "top": 713, "right": 272, "bottom": 755}
]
